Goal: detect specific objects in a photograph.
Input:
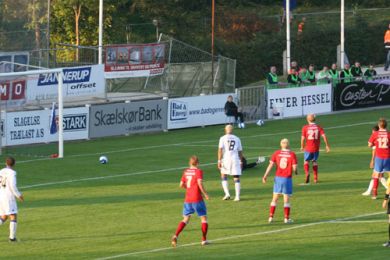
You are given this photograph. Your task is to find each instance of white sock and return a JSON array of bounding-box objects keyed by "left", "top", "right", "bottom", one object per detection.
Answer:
[
  {"left": 10, "top": 220, "right": 17, "bottom": 239},
  {"left": 222, "top": 180, "right": 230, "bottom": 196},
  {"left": 365, "top": 179, "right": 374, "bottom": 193},
  {"left": 380, "top": 177, "right": 388, "bottom": 189},
  {"left": 234, "top": 182, "right": 241, "bottom": 199}
]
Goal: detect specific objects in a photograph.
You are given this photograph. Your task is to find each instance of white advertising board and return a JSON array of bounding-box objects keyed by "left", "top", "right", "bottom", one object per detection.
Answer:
[
  {"left": 168, "top": 93, "right": 236, "bottom": 129},
  {"left": 267, "top": 85, "right": 332, "bottom": 119},
  {"left": 2, "top": 107, "right": 89, "bottom": 146},
  {"left": 26, "top": 65, "right": 105, "bottom": 101}
]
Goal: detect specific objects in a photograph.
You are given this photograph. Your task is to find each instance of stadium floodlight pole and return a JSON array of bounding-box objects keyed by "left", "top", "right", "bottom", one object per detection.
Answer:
[
  {"left": 58, "top": 71, "right": 64, "bottom": 158},
  {"left": 340, "top": 0, "right": 345, "bottom": 69},
  {"left": 211, "top": 0, "right": 215, "bottom": 94},
  {"left": 286, "top": 0, "right": 291, "bottom": 72},
  {"left": 98, "top": 0, "right": 103, "bottom": 64}
]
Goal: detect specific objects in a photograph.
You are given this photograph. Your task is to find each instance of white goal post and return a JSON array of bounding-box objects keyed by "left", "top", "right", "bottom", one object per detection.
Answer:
[{"left": 0, "top": 68, "right": 64, "bottom": 158}]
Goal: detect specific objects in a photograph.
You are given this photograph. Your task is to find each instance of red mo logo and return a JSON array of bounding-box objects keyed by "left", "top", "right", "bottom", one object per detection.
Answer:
[{"left": 0, "top": 80, "right": 26, "bottom": 101}]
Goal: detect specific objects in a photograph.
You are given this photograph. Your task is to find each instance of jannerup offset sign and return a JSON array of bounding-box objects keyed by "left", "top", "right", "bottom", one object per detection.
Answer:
[
  {"left": 104, "top": 43, "right": 166, "bottom": 78},
  {"left": 334, "top": 79, "right": 390, "bottom": 110}
]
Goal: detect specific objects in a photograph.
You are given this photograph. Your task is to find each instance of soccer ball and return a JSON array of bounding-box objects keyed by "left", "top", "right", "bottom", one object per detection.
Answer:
[
  {"left": 256, "top": 119, "right": 265, "bottom": 126},
  {"left": 99, "top": 155, "right": 108, "bottom": 164}
]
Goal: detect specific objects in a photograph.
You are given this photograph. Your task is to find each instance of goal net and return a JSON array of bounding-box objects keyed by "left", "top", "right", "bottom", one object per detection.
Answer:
[{"left": 0, "top": 67, "right": 64, "bottom": 160}]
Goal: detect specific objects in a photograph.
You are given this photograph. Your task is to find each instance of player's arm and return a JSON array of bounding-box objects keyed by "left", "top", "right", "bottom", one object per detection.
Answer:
[
  {"left": 292, "top": 164, "right": 298, "bottom": 175},
  {"left": 322, "top": 134, "right": 330, "bottom": 152},
  {"left": 300, "top": 135, "right": 305, "bottom": 151},
  {"left": 370, "top": 147, "right": 375, "bottom": 169},
  {"left": 217, "top": 148, "right": 223, "bottom": 169},
  {"left": 180, "top": 181, "right": 186, "bottom": 189},
  {"left": 262, "top": 161, "right": 274, "bottom": 183},
  {"left": 197, "top": 179, "right": 209, "bottom": 200},
  {"left": 9, "top": 174, "right": 23, "bottom": 202},
  {"left": 238, "top": 150, "right": 244, "bottom": 166}
]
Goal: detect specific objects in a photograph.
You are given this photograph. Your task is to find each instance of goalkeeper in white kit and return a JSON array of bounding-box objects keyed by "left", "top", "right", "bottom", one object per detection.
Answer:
[{"left": 0, "top": 157, "right": 24, "bottom": 242}]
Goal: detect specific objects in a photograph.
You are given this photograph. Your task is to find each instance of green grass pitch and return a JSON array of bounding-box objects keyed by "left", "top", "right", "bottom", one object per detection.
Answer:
[{"left": 1, "top": 108, "right": 390, "bottom": 259}]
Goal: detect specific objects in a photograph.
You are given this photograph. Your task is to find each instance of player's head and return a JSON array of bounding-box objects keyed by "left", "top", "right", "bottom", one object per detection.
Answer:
[
  {"left": 306, "top": 114, "right": 316, "bottom": 123},
  {"left": 5, "top": 157, "right": 15, "bottom": 167},
  {"left": 225, "top": 124, "right": 233, "bottom": 134},
  {"left": 378, "top": 118, "right": 387, "bottom": 129},
  {"left": 280, "top": 138, "right": 290, "bottom": 149},
  {"left": 189, "top": 155, "right": 199, "bottom": 167},
  {"left": 372, "top": 125, "right": 379, "bottom": 132}
]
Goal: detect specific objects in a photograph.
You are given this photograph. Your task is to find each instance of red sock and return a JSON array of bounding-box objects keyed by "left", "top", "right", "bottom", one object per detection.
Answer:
[
  {"left": 175, "top": 221, "right": 187, "bottom": 237},
  {"left": 270, "top": 205, "right": 276, "bottom": 217},
  {"left": 284, "top": 206, "right": 290, "bottom": 219},
  {"left": 372, "top": 178, "right": 379, "bottom": 197},
  {"left": 201, "top": 222, "right": 208, "bottom": 241},
  {"left": 304, "top": 162, "right": 310, "bottom": 183},
  {"left": 313, "top": 164, "right": 318, "bottom": 182}
]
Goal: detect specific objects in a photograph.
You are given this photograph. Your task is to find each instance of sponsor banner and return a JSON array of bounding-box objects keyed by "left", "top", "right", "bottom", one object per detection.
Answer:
[
  {"left": 168, "top": 94, "right": 236, "bottom": 130},
  {"left": 0, "top": 79, "right": 26, "bottom": 108},
  {"left": 104, "top": 43, "right": 165, "bottom": 79},
  {"left": 26, "top": 65, "right": 105, "bottom": 101},
  {"left": 267, "top": 85, "right": 332, "bottom": 118},
  {"left": 89, "top": 100, "right": 168, "bottom": 138},
  {"left": 334, "top": 80, "right": 390, "bottom": 110},
  {"left": 3, "top": 107, "right": 89, "bottom": 146}
]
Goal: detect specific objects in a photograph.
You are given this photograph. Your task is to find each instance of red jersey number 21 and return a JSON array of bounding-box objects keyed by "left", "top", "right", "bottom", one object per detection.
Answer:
[{"left": 308, "top": 129, "right": 319, "bottom": 140}]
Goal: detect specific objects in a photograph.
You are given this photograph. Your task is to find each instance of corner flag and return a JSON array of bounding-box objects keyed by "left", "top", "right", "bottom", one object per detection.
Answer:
[{"left": 50, "top": 102, "right": 57, "bottom": 134}]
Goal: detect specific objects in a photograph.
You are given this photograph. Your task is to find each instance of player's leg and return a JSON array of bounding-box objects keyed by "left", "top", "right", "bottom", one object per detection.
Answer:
[
  {"left": 194, "top": 201, "right": 209, "bottom": 245},
  {"left": 0, "top": 215, "right": 8, "bottom": 225},
  {"left": 172, "top": 205, "right": 193, "bottom": 247},
  {"left": 379, "top": 173, "right": 388, "bottom": 189},
  {"left": 312, "top": 152, "right": 320, "bottom": 183},
  {"left": 384, "top": 211, "right": 390, "bottom": 247},
  {"left": 303, "top": 152, "right": 311, "bottom": 183},
  {"left": 362, "top": 178, "right": 374, "bottom": 196},
  {"left": 233, "top": 175, "right": 241, "bottom": 201},
  {"left": 372, "top": 172, "right": 380, "bottom": 199},
  {"left": 220, "top": 173, "right": 231, "bottom": 200},
  {"left": 268, "top": 193, "right": 279, "bottom": 223},
  {"left": 9, "top": 214, "right": 18, "bottom": 241},
  {"left": 283, "top": 195, "right": 293, "bottom": 223}
]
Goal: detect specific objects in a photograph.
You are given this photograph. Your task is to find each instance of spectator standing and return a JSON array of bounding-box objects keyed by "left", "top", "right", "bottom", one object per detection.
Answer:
[
  {"left": 351, "top": 61, "right": 363, "bottom": 77},
  {"left": 287, "top": 68, "right": 302, "bottom": 87},
  {"left": 328, "top": 63, "right": 339, "bottom": 85},
  {"left": 384, "top": 23, "right": 390, "bottom": 71},
  {"left": 364, "top": 64, "right": 377, "bottom": 80},
  {"left": 339, "top": 64, "right": 353, "bottom": 84},
  {"left": 267, "top": 66, "right": 279, "bottom": 86},
  {"left": 317, "top": 66, "right": 329, "bottom": 85}
]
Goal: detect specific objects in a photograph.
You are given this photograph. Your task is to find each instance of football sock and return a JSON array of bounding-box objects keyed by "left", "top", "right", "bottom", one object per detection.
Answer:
[
  {"left": 380, "top": 177, "right": 388, "bottom": 189},
  {"left": 372, "top": 178, "right": 379, "bottom": 197},
  {"left": 9, "top": 220, "right": 17, "bottom": 240},
  {"left": 366, "top": 179, "right": 374, "bottom": 193},
  {"left": 284, "top": 203, "right": 291, "bottom": 219},
  {"left": 304, "top": 162, "right": 310, "bottom": 183},
  {"left": 175, "top": 221, "right": 187, "bottom": 237},
  {"left": 269, "top": 202, "right": 277, "bottom": 217},
  {"left": 221, "top": 180, "right": 230, "bottom": 196},
  {"left": 234, "top": 180, "right": 240, "bottom": 199},
  {"left": 388, "top": 223, "right": 390, "bottom": 240},
  {"left": 201, "top": 222, "right": 208, "bottom": 241},
  {"left": 313, "top": 164, "right": 318, "bottom": 182}
]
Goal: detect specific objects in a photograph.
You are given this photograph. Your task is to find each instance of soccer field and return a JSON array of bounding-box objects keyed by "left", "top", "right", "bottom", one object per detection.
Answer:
[{"left": 1, "top": 108, "right": 390, "bottom": 259}]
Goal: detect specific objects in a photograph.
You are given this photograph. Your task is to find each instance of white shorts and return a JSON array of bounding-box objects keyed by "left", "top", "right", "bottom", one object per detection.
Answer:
[
  {"left": 0, "top": 197, "right": 18, "bottom": 216},
  {"left": 220, "top": 159, "right": 242, "bottom": 176}
]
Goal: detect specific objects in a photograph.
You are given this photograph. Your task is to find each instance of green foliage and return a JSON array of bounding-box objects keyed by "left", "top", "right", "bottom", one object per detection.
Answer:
[{"left": 0, "top": 108, "right": 389, "bottom": 258}]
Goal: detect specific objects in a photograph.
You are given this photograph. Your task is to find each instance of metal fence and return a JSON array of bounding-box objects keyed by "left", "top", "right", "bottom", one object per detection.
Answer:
[{"left": 236, "top": 85, "right": 266, "bottom": 122}]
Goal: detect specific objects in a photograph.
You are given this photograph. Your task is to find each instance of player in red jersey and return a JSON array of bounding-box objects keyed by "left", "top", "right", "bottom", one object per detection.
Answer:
[
  {"left": 171, "top": 155, "right": 210, "bottom": 247},
  {"left": 368, "top": 118, "right": 390, "bottom": 199},
  {"left": 300, "top": 114, "right": 330, "bottom": 184},
  {"left": 263, "top": 138, "right": 298, "bottom": 224}
]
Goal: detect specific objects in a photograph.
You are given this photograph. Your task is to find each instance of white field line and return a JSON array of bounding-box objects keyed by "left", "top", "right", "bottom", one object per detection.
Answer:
[
  {"left": 17, "top": 121, "right": 374, "bottom": 164},
  {"left": 329, "top": 220, "right": 387, "bottom": 224},
  {"left": 95, "top": 211, "right": 385, "bottom": 260}
]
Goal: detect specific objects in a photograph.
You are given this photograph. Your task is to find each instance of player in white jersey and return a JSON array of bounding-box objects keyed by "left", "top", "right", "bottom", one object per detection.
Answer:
[
  {"left": 218, "top": 124, "right": 243, "bottom": 201},
  {"left": 0, "top": 157, "right": 24, "bottom": 242}
]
